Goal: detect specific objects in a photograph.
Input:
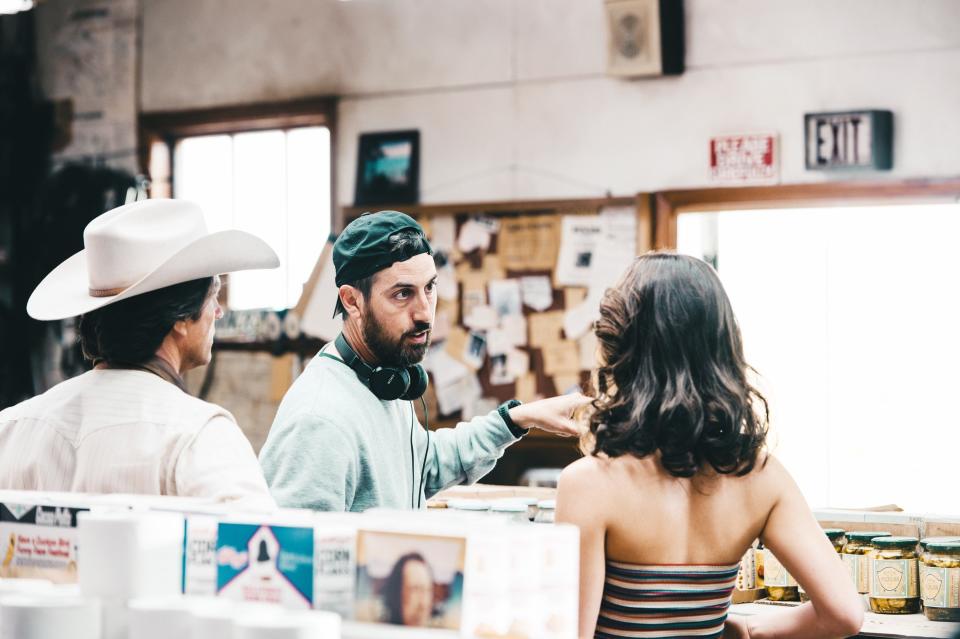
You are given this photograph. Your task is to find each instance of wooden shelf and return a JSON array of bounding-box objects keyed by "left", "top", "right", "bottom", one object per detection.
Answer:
[{"left": 213, "top": 337, "right": 323, "bottom": 357}]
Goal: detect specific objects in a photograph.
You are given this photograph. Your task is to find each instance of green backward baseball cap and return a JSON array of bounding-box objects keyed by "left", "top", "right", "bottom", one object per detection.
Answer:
[{"left": 332, "top": 211, "right": 432, "bottom": 316}]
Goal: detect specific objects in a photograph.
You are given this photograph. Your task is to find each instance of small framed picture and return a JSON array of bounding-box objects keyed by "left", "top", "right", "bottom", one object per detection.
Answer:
[
  {"left": 354, "top": 130, "right": 420, "bottom": 206},
  {"left": 354, "top": 530, "right": 466, "bottom": 630}
]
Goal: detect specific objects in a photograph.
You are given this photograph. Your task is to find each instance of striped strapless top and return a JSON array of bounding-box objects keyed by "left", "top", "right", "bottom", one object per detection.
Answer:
[{"left": 595, "top": 561, "right": 740, "bottom": 639}]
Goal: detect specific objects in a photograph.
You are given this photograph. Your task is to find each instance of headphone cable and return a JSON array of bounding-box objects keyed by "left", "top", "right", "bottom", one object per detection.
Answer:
[{"left": 415, "top": 396, "right": 431, "bottom": 509}]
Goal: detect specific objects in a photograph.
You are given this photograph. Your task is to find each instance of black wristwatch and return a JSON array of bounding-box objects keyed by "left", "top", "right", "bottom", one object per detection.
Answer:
[{"left": 498, "top": 399, "right": 526, "bottom": 438}]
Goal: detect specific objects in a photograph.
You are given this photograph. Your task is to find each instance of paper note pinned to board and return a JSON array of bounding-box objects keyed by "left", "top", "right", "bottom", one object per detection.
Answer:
[
  {"left": 463, "top": 304, "right": 499, "bottom": 332},
  {"left": 578, "top": 330, "right": 598, "bottom": 371},
  {"left": 461, "top": 287, "right": 487, "bottom": 325},
  {"left": 488, "top": 279, "right": 523, "bottom": 318},
  {"left": 542, "top": 340, "right": 580, "bottom": 376},
  {"left": 444, "top": 327, "right": 470, "bottom": 364},
  {"left": 555, "top": 215, "right": 603, "bottom": 287},
  {"left": 482, "top": 254, "right": 506, "bottom": 281},
  {"left": 457, "top": 216, "right": 499, "bottom": 253},
  {"left": 500, "top": 314, "right": 527, "bottom": 347},
  {"left": 528, "top": 311, "right": 565, "bottom": 348},
  {"left": 515, "top": 373, "right": 538, "bottom": 403},
  {"left": 521, "top": 276, "right": 554, "bottom": 312},
  {"left": 430, "top": 214, "right": 456, "bottom": 253},
  {"left": 499, "top": 214, "right": 560, "bottom": 271},
  {"left": 563, "top": 289, "right": 601, "bottom": 341},
  {"left": 486, "top": 328, "right": 512, "bottom": 357},
  {"left": 553, "top": 374, "right": 582, "bottom": 395},
  {"left": 436, "top": 261, "right": 458, "bottom": 301},
  {"left": 457, "top": 218, "right": 493, "bottom": 253},
  {"left": 564, "top": 287, "right": 588, "bottom": 309}
]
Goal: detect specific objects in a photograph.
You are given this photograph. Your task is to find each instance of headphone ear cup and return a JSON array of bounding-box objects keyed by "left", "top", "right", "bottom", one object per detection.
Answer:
[
  {"left": 401, "top": 364, "right": 429, "bottom": 401},
  {"left": 368, "top": 367, "right": 410, "bottom": 401}
]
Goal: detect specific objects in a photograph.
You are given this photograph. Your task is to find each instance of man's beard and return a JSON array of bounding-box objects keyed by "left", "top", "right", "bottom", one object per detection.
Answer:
[{"left": 362, "top": 312, "right": 431, "bottom": 368}]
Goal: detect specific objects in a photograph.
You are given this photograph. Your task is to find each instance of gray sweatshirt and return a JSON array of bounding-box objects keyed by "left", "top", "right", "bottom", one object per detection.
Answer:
[{"left": 259, "top": 347, "right": 520, "bottom": 512}]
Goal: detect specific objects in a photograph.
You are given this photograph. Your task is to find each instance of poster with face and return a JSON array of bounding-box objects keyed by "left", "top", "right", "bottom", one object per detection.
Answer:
[{"left": 354, "top": 530, "right": 466, "bottom": 630}]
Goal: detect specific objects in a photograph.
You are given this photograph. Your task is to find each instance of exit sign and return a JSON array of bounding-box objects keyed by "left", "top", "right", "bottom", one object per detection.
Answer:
[{"left": 805, "top": 110, "right": 893, "bottom": 171}]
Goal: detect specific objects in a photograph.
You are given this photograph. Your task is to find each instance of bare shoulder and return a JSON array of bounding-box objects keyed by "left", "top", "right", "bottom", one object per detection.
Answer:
[
  {"left": 750, "top": 452, "right": 790, "bottom": 483},
  {"left": 559, "top": 454, "right": 616, "bottom": 488},
  {"left": 557, "top": 455, "right": 618, "bottom": 508}
]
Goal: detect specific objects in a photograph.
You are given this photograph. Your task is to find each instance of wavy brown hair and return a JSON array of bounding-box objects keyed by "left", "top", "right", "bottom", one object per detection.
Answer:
[{"left": 588, "top": 252, "right": 768, "bottom": 477}]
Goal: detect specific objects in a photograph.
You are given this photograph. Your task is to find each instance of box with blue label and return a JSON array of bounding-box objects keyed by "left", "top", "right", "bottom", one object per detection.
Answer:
[
  {"left": 213, "top": 513, "right": 358, "bottom": 616},
  {"left": 216, "top": 521, "right": 316, "bottom": 609}
]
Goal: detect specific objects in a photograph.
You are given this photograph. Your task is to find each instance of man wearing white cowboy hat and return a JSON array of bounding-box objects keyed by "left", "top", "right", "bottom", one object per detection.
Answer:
[{"left": 0, "top": 199, "right": 279, "bottom": 506}]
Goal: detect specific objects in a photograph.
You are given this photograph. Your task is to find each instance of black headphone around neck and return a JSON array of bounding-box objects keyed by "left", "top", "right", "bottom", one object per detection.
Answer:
[{"left": 329, "top": 333, "right": 429, "bottom": 401}]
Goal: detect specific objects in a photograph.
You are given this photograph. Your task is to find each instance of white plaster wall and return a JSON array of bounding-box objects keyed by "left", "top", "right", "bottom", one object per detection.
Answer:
[{"left": 137, "top": 0, "right": 960, "bottom": 203}]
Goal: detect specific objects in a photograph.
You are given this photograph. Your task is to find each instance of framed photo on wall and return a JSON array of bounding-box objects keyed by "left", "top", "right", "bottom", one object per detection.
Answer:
[{"left": 353, "top": 129, "right": 420, "bottom": 206}]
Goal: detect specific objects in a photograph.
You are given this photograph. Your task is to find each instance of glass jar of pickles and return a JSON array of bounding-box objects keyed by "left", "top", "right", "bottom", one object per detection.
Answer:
[
  {"left": 920, "top": 541, "right": 960, "bottom": 622},
  {"left": 842, "top": 531, "right": 891, "bottom": 594},
  {"left": 824, "top": 529, "right": 846, "bottom": 552},
  {"left": 869, "top": 536, "right": 920, "bottom": 614},
  {"left": 800, "top": 529, "right": 846, "bottom": 602},
  {"left": 763, "top": 548, "right": 799, "bottom": 601},
  {"left": 920, "top": 536, "right": 960, "bottom": 554},
  {"left": 534, "top": 500, "right": 555, "bottom": 524}
]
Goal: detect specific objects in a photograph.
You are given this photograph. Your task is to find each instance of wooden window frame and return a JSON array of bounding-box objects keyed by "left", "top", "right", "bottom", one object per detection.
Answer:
[
  {"left": 653, "top": 178, "right": 960, "bottom": 249},
  {"left": 138, "top": 96, "right": 338, "bottom": 211}
]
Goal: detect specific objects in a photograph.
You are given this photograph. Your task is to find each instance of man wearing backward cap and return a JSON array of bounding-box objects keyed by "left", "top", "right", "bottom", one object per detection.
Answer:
[{"left": 260, "top": 211, "right": 589, "bottom": 512}]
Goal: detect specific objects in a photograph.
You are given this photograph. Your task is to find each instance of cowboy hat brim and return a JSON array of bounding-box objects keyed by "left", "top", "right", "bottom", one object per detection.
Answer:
[{"left": 27, "top": 229, "right": 280, "bottom": 321}]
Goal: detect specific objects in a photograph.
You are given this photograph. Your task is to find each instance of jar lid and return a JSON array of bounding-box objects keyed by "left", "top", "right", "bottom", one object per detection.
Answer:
[
  {"left": 449, "top": 499, "right": 490, "bottom": 511},
  {"left": 537, "top": 499, "right": 556, "bottom": 510},
  {"left": 927, "top": 541, "right": 960, "bottom": 553},
  {"left": 873, "top": 536, "right": 918, "bottom": 549},
  {"left": 823, "top": 528, "right": 845, "bottom": 539},
  {"left": 846, "top": 531, "right": 892, "bottom": 542},
  {"left": 490, "top": 502, "right": 527, "bottom": 513},
  {"left": 920, "top": 536, "right": 960, "bottom": 548}
]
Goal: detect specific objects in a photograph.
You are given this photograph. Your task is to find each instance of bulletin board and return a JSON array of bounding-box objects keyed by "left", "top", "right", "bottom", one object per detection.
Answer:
[{"left": 342, "top": 196, "right": 650, "bottom": 428}]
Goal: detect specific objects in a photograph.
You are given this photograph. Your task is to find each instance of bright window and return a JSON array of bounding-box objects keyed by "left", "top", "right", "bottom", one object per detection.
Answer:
[
  {"left": 677, "top": 203, "right": 960, "bottom": 513},
  {"left": 173, "top": 126, "right": 331, "bottom": 310}
]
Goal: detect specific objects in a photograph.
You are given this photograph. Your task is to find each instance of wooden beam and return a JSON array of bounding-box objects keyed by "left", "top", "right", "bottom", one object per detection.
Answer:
[{"left": 653, "top": 178, "right": 960, "bottom": 249}]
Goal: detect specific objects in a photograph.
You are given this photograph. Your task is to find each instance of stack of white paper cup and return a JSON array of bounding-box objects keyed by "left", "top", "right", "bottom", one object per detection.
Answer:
[
  {"left": 128, "top": 595, "right": 195, "bottom": 639},
  {"left": 189, "top": 597, "right": 237, "bottom": 639},
  {"left": 78, "top": 508, "right": 185, "bottom": 599},
  {"left": 78, "top": 508, "right": 185, "bottom": 639},
  {"left": 0, "top": 594, "right": 100, "bottom": 639},
  {"left": 234, "top": 607, "right": 341, "bottom": 639},
  {"left": 0, "top": 578, "right": 53, "bottom": 596}
]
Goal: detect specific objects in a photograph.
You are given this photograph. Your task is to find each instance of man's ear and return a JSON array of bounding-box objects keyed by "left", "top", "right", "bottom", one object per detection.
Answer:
[
  {"left": 339, "top": 284, "right": 365, "bottom": 320},
  {"left": 171, "top": 318, "right": 190, "bottom": 339}
]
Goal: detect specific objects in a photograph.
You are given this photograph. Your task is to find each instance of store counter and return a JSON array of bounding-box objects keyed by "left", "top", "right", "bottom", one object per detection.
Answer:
[{"left": 730, "top": 602, "right": 960, "bottom": 639}]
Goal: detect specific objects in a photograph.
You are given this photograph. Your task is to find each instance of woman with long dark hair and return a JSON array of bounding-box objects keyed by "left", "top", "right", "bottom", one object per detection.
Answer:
[{"left": 557, "top": 253, "right": 863, "bottom": 639}]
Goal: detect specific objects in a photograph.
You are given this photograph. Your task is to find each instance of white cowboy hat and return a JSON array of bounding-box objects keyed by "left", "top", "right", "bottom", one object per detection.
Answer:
[{"left": 27, "top": 199, "right": 280, "bottom": 321}]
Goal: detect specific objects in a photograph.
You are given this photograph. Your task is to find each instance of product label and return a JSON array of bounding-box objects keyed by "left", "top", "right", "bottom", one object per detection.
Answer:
[
  {"left": 763, "top": 549, "right": 797, "bottom": 587},
  {"left": 920, "top": 565, "right": 960, "bottom": 608},
  {"left": 216, "top": 523, "right": 315, "bottom": 609},
  {"left": 314, "top": 531, "right": 356, "bottom": 618},
  {"left": 737, "top": 548, "right": 756, "bottom": 590},
  {"left": 0, "top": 502, "right": 87, "bottom": 583},
  {"left": 871, "top": 558, "right": 919, "bottom": 599},
  {"left": 842, "top": 553, "right": 861, "bottom": 591},
  {"left": 182, "top": 515, "right": 219, "bottom": 596}
]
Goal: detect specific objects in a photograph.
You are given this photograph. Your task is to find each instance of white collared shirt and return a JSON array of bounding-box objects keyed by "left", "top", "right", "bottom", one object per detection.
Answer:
[{"left": 0, "top": 369, "right": 274, "bottom": 508}]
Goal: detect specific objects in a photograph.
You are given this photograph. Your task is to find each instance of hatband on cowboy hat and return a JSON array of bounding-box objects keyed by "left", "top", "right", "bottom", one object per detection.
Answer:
[{"left": 27, "top": 199, "right": 280, "bottom": 321}]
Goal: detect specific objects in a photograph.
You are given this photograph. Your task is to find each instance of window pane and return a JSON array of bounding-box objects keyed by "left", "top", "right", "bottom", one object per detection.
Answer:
[
  {"left": 286, "top": 127, "right": 331, "bottom": 308},
  {"left": 173, "top": 126, "right": 331, "bottom": 312},
  {"left": 678, "top": 203, "right": 960, "bottom": 513},
  {"left": 173, "top": 135, "right": 233, "bottom": 233},
  {"left": 231, "top": 130, "right": 286, "bottom": 310}
]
